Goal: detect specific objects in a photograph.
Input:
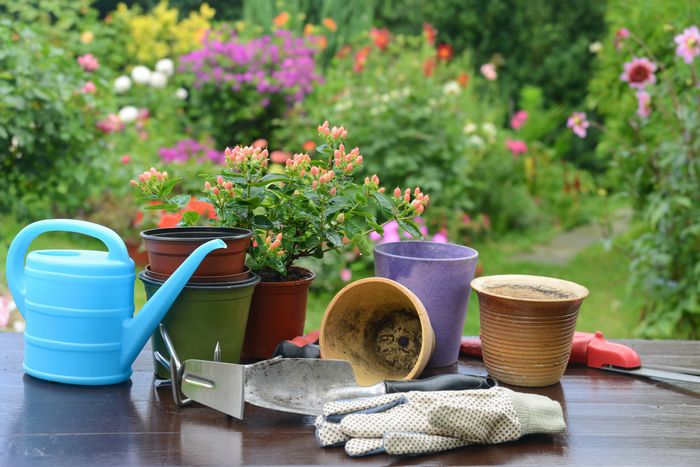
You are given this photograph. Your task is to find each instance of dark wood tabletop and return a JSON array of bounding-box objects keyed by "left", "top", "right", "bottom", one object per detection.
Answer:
[{"left": 1, "top": 332, "right": 699, "bottom": 466}]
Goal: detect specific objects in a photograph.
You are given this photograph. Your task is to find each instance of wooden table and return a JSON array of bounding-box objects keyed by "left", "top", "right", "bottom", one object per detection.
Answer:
[{"left": 1, "top": 333, "right": 698, "bottom": 466}]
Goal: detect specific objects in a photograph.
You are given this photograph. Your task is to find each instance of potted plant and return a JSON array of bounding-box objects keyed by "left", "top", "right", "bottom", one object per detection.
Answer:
[{"left": 130, "top": 121, "right": 430, "bottom": 358}]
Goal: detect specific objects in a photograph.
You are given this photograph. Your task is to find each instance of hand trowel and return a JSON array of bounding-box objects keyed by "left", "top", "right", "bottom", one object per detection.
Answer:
[{"left": 156, "top": 325, "right": 496, "bottom": 420}]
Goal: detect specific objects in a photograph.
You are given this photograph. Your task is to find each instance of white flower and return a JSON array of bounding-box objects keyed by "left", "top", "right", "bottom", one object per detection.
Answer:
[
  {"left": 463, "top": 121, "right": 477, "bottom": 134},
  {"left": 155, "top": 58, "right": 175, "bottom": 77},
  {"left": 175, "top": 87, "right": 188, "bottom": 100},
  {"left": 589, "top": 41, "right": 603, "bottom": 54},
  {"left": 469, "top": 135, "right": 485, "bottom": 147},
  {"left": 482, "top": 122, "right": 497, "bottom": 141},
  {"left": 443, "top": 81, "right": 461, "bottom": 96},
  {"left": 149, "top": 71, "right": 168, "bottom": 88},
  {"left": 131, "top": 65, "right": 151, "bottom": 85},
  {"left": 114, "top": 75, "right": 132, "bottom": 94},
  {"left": 401, "top": 86, "right": 411, "bottom": 97},
  {"left": 118, "top": 106, "right": 139, "bottom": 123},
  {"left": 13, "top": 319, "right": 25, "bottom": 333}
]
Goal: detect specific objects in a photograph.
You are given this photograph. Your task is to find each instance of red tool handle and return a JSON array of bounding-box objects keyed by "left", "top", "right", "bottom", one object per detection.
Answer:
[
  {"left": 289, "top": 330, "right": 320, "bottom": 347},
  {"left": 460, "top": 331, "right": 642, "bottom": 369}
]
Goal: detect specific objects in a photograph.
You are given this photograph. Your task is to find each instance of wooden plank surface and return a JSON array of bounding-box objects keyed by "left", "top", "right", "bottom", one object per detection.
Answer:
[{"left": 0, "top": 332, "right": 698, "bottom": 466}]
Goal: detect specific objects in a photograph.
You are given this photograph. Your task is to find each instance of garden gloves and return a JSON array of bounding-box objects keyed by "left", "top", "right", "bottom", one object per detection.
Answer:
[{"left": 314, "top": 387, "right": 565, "bottom": 457}]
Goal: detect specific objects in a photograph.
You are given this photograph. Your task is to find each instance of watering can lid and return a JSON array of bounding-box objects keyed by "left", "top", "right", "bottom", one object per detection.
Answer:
[{"left": 26, "top": 249, "right": 134, "bottom": 277}]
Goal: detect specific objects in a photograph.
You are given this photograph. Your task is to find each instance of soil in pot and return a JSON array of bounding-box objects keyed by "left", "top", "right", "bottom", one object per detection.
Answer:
[
  {"left": 141, "top": 227, "right": 252, "bottom": 278},
  {"left": 240, "top": 267, "right": 315, "bottom": 360}
]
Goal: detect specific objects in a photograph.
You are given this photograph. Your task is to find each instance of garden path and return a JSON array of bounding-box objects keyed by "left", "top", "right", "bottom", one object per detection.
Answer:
[{"left": 513, "top": 207, "right": 632, "bottom": 265}]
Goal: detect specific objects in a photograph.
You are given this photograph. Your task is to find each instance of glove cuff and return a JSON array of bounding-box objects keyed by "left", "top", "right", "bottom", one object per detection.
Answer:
[{"left": 509, "top": 391, "right": 566, "bottom": 436}]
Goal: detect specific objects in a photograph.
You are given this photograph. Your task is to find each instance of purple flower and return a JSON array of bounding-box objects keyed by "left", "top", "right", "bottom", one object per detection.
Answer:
[
  {"left": 179, "top": 30, "right": 323, "bottom": 106},
  {"left": 159, "top": 139, "right": 225, "bottom": 165},
  {"left": 567, "top": 112, "right": 590, "bottom": 138}
]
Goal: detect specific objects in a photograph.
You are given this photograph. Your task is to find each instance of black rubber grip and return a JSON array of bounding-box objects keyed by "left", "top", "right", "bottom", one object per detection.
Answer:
[
  {"left": 272, "top": 341, "right": 321, "bottom": 359},
  {"left": 384, "top": 374, "right": 497, "bottom": 393}
]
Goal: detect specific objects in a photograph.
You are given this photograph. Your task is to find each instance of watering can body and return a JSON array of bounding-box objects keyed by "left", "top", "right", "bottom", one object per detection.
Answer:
[{"left": 6, "top": 219, "right": 226, "bottom": 385}]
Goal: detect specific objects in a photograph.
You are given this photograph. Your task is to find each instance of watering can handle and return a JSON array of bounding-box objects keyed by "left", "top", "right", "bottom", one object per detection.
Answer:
[{"left": 6, "top": 219, "right": 130, "bottom": 318}]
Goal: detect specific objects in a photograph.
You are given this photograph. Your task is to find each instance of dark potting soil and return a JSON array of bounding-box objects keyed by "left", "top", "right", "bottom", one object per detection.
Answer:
[
  {"left": 255, "top": 267, "right": 313, "bottom": 282},
  {"left": 370, "top": 309, "right": 422, "bottom": 373}
]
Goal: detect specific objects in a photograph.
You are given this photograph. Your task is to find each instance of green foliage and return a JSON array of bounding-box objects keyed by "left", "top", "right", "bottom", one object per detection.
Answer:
[
  {"left": 0, "top": 4, "right": 109, "bottom": 218},
  {"left": 374, "top": 0, "right": 606, "bottom": 108},
  {"left": 586, "top": 4, "right": 700, "bottom": 338}
]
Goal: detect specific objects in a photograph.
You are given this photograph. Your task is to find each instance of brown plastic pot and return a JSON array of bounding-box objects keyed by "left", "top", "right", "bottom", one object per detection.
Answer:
[
  {"left": 471, "top": 274, "right": 588, "bottom": 387},
  {"left": 125, "top": 238, "right": 149, "bottom": 267},
  {"left": 141, "top": 227, "right": 252, "bottom": 278},
  {"left": 240, "top": 267, "right": 316, "bottom": 360},
  {"left": 320, "top": 277, "right": 435, "bottom": 386},
  {"left": 144, "top": 265, "right": 252, "bottom": 284}
]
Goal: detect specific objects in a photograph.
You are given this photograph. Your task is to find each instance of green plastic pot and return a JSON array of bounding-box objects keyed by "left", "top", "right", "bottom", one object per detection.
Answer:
[{"left": 138, "top": 271, "right": 260, "bottom": 380}]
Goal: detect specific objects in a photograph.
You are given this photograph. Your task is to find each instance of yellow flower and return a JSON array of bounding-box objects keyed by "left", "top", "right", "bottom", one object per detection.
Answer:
[
  {"left": 322, "top": 17, "right": 337, "bottom": 32},
  {"left": 273, "top": 11, "right": 290, "bottom": 28},
  {"left": 80, "top": 31, "right": 94, "bottom": 44},
  {"left": 303, "top": 24, "right": 315, "bottom": 36}
]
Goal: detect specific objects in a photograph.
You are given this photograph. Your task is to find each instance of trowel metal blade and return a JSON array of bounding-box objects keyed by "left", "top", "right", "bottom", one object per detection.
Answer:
[
  {"left": 244, "top": 358, "right": 358, "bottom": 416},
  {"left": 181, "top": 359, "right": 246, "bottom": 419}
]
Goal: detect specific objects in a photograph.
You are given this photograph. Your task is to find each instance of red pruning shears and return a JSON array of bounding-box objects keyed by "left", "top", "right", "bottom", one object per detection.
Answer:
[{"left": 461, "top": 331, "right": 700, "bottom": 384}]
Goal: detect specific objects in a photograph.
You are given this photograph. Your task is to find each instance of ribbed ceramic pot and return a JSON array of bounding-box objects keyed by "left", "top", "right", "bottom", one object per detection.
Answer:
[
  {"left": 374, "top": 241, "right": 478, "bottom": 368},
  {"left": 139, "top": 271, "right": 260, "bottom": 380},
  {"left": 320, "top": 277, "right": 435, "bottom": 386},
  {"left": 471, "top": 274, "right": 589, "bottom": 387}
]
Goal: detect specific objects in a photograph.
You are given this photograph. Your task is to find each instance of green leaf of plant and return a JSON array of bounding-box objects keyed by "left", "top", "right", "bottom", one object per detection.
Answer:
[
  {"left": 397, "top": 218, "right": 423, "bottom": 239},
  {"left": 326, "top": 230, "right": 343, "bottom": 248},
  {"left": 170, "top": 194, "right": 191, "bottom": 210},
  {"left": 372, "top": 191, "right": 395, "bottom": 215},
  {"left": 182, "top": 210, "right": 200, "bottom": 226}
]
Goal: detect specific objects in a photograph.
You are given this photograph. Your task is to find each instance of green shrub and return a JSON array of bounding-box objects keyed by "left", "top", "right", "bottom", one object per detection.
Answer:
[
  {"left": 0, "top": 6, "right": 109, "bottom": 218},
  {"left": 583, "top": 2, "right": 700, "bottom": 337}
]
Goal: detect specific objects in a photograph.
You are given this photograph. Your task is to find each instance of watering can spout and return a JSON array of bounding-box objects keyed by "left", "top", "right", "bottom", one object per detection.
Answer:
[{"left": 121, "top": 238, "right": 226, "bottom": 367}]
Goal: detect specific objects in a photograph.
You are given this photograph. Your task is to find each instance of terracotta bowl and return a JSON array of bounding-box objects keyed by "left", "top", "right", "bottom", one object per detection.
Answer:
[
  {"left": 471, "top": 274, "right": 589, "bottom": 387},
  {"left": 141, "top": 227, "right": 252, "bottom": 277},
  {"left": 320, "top": 277, "right": 435, "bottom": 386}
]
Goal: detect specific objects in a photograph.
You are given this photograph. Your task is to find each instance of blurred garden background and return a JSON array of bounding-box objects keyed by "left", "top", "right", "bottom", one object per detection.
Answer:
[{"left": 1, "top": 0, "right": 699, "bottom": 339}]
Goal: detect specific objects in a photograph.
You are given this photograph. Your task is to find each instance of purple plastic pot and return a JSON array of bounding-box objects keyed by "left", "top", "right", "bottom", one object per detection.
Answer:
[{"left": 374, "top": 241, "right": 479, "bottom": 368}]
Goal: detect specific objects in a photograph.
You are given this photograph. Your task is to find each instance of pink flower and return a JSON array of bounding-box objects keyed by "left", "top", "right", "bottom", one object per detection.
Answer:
[
  {"left": 674, "top": 26, "right": 700, "bottom": 64},
  {"left": 431, "top": 228, "right": 449, "bottom": 243},
  {"left": 620, "top": 57, "right": 657, "bottom": 89},
  {"left": 614, "top": 28, "right": 630, "bottom": 50},
  {"left": 510, "top": 110, "right": 528, "bottom": 130},
  {"left": 636, "top": 90, "right": 651, "bottom": 118},
  {"left": 567, "top": 112, "right": 590, "bottom": 138},
  {"left": 96, "top": 113, "right": 124, "bottom": 134},
  {"left": 505, "top": 138, "right": 528, "bottom": 156},
  {"left": 270, "top": 151, "right": 291, "bottom": 163},
  {"left": 120, "top": 154, "right": 131, "bottom": 164},
  {"left": 77, "top": 53, "right": 99, "bottom": 72},
  {"left": 0, "top": 296, "right": 12, "bottom": 328},
  {"left": 340, "top": 268, "right": 352, "bottom": 282},
  {"left": 80, "top": 81, "right": 97, "bottom": 94},
  {"left": 480, "top": 63, "right": 497, "bottom": 81}
]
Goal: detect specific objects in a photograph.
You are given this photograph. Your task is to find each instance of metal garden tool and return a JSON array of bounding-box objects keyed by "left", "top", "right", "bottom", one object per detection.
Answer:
[
  {"left": 461, "top": 331, "right": 700, "bottom": 384},
  {"left": 156, "top": 325, "right": 496, "bottom": 419}
]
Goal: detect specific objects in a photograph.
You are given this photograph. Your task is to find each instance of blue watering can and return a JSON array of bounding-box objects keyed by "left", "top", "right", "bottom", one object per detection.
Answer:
[{"left": 6, "top": 219, "right": 226, "bottom": 385}]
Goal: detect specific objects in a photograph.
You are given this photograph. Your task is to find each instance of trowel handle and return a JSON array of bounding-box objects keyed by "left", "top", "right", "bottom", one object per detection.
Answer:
[
  {"left": 6, "top": 219, "right": 130, "bottom": 317},
  {"left": 385, "top": 374, "right": 497, "bottom": 393}
]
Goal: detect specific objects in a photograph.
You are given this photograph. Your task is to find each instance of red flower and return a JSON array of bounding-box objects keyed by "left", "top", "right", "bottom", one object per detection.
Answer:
[
  {"left": 302, "top": 140, "right": 316, "bottom": 152},
  {"left": 437, "top": 43, "right": 453, "bottom": 61},
  {"left": 186, "top": 199, "right": 217, "bottom": 219},
  {"left": 457, "top": 72, "right": 470, "bottom": 88},
  {"left": 336, "top": 45, "right": 352, "bottom": 59},
  {"left": 423, "top": 23, "right": 437, "bottom": 45},
  {"left": 353, "top": 46, "right": 372, "bottom": 73},
  {"left": 158, "top": 212, "right": 182, "bottom": 228},
  {"left": 423, "top": 57, "right": 436, "bottom": 77},
  {"left": 370, "top": 28, "right": 391, "bottom": 50}
]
